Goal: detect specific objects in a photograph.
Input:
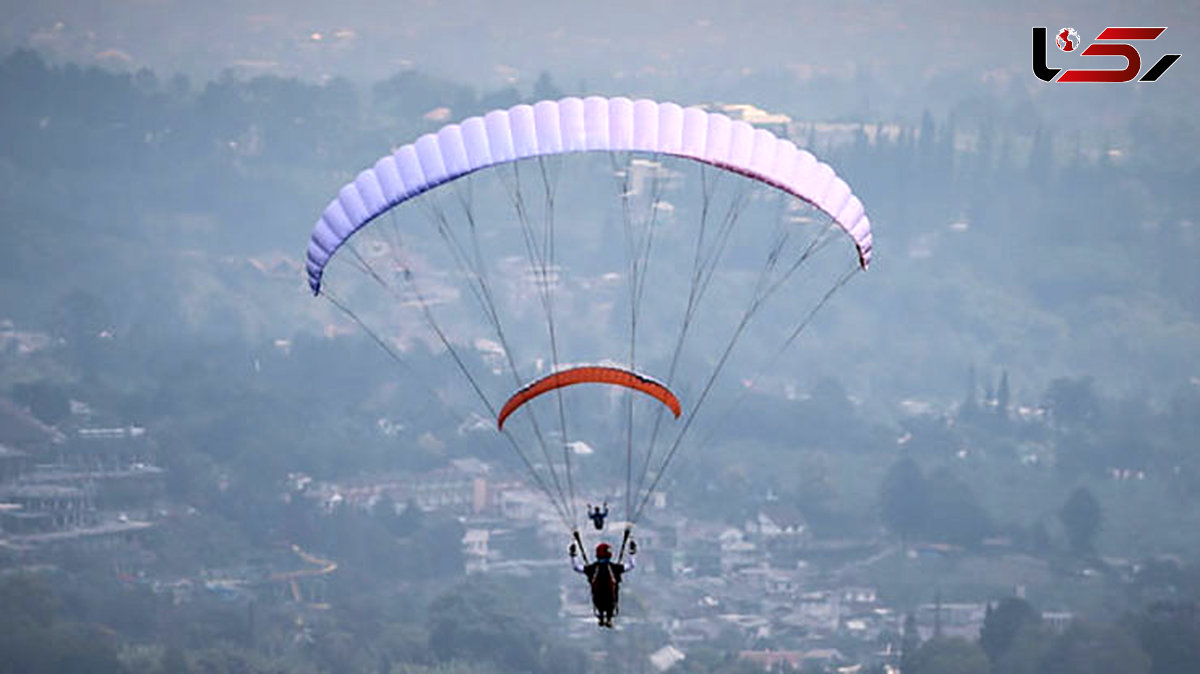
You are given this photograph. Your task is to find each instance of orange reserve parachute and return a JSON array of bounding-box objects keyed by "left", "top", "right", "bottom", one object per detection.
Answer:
[{"left": 498, "top": 365, "right": 681, "bottom": 431}]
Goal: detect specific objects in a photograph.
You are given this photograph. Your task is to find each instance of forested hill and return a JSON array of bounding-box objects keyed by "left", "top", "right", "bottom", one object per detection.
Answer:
[
  {"left": 1, "top": 49, "right": 1197, "bottom": 410},
  {"left": 2, "top": 45, "right": 1200, "bottom": 674}
]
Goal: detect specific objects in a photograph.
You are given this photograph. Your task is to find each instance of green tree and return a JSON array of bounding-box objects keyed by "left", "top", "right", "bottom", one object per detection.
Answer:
[
  {"left": 51, "top": 625, "right": 124, "bottom": 674},
  {"left": 996, "top": 370, "right": 1011, "bottom": 419},
  {"left": 408, "top": 514, "right": 465, "bottom": 579},
  {"left": 881, "top": 457, "right": 926, "bottom": 545},
  {"left": 188, "top": 646, "right": 281, "bottom": 674},
  {"left": 900, "top": 612, "right": 921, "bottom": 673},
  {"left": 11, "top": 380, "right": 71, "bottom": 425},
  {"left": 916, "top": 109, "right": 938, "bottom": 177},
  {"left": 162, "top": 645, "right": 190, "bottom": 674},
  {"left": 390, "top": 664, "right": 494, "bottom": 674},
  {"left": 477, "top": 86, "right": 521, "bottom": 112},
  {"left": 1038, "top": 621, "right": 1149, "bottom": 674},
  {"left": 1059, "top": 486, "right": 1102, "bottom": 554},
  {"left": 390, "top": 498, "right": 425, "bottom": 537},
  {"left": 378, "top": 623, "right": 432, "bottom": 671},
  {"left": 427, "top": 579, "right": 544, "bottom": 673},
  {"left": 0, "top": 576, "right": 122, "bottom": 674},
  {"left": 1044, "top": 377, "right": 1100, "bottom": 428},
  {"left": 981, "top": 597, "right": 1042, "bottom": 664},
  {"left": 49, "top": 288, "right": 113, "bottom": 376},
  {"left": 530, "top": 71, "right": 563, "bottom": 101},
  {"left": 906, "top": 636, "right": 990, "bottom": 674},
  {"left": 959, "top": 365, "right": 980, "bottom": 421},
  {"left": 995, "top": 623, "right": 1054, "bottom": 674},
  {"left": 372, "top": 70, "right": 476, "bottom": 122},
  {"left": 1129, "top": 601, "right": 1200, "bottom": 674},
  {"left": 923, "top": 468, "right": 993, "bottom": 547}
]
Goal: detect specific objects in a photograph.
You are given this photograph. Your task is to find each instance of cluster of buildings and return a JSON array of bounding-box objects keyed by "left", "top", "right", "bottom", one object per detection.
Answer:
[
  {"left": 302, "top": 457, "right": 895, "bottom": 670},
  {"left": 303, "top": 448, "right": 1092, "bottom": 673},
  {"left": 0, "top": 397, "right": 162, "bottom": 571}
]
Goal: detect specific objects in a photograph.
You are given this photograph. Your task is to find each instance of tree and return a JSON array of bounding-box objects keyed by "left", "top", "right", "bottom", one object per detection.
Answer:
[
  {"left": 922, "top": 468, "right": 993, "bottom": 547},
  {"left": 811, "top": 376, "right": 854, "bottom": 421},
  {"left": 1044, "top": 377, "right": 1100, "bottom": 428},
  {"left": 906, "top": 636, "right": 989, "bottom": 674},
  {"left": 981, "top": 597, "right": 1042, "bottom": 664},
  {"left": 188, "top": 646, "right": 278, "bottom": 674},
  {"left": 1038, "top": 621, "right": 1150, "bottom": 674},
  {"left": 881, "top": 458, "right": 926, "bottom": 545},
  {"left": 427, "top": 579, "right": 544, "bottom": 673},
  {"left": 49, "top": 288, "right": 113, "bottom": 376},
  {"left": 530, "top": 71, "right": 563, "bottom": 101},
  {"left": 900, "top": 612, "right": 921, "bottom": 673},
  {"left": 0, "top": 576, "right": 122, "bottom": 674},
  {"left": 899, "top": 414, "right": 963, "bottom": 459},
  {"left": 995, "top": 623, "right": 1054, "bottom": 674},
  {"left": 11, "top": 380, "right": 71, "bottom": 425},
  {"left": 477, "top": 86, "right": 521, "bottom": 113},
  {"left": 390, "top": 499, "right": 425, "bottom": 537},
  {"left": 47, "top": 625, "right": 124, "bottom": 674},
  {"left": 996, "top": 370, "right": 1011, "bottom": 419},
  {"left": 1129, "top": 601, "right": 1200, "bottom": 674},
  {"left": 399, "top": 514, "right": 465, "bottom": 580},
  {"left": 959, "top": 365, "right": 979, "bottom": 420},
  {"left": 1029, "top": 521, "right": 1052, "bottom": 554},
  {"left": 161, "top": 646, "right": 189, "bottom": 674},
  {"left": 917, "top": 109, "right": 938, "bottom": 177},
  {"left": 372, "top": 69, "right": 475, "bottom": 122},
  {"left": 1059, "top": 486, "right": 1102, "bottom": 555}
]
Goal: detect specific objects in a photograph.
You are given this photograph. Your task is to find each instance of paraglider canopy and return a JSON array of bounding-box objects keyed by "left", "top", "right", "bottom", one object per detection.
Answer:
[
  {"left": 498, "top": 365, "right": 681, "bottom": 430},
  {"left": 306, "top": 96, "right": 873, "bottom": 296},
  {"left": 305, "top": 95, "right": 874, "bottom": 535}
]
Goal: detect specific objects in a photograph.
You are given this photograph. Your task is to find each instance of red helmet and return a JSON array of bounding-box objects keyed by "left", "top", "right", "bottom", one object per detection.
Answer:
[{"left": 595, "top": 542, "right": 612, "bottom": 559}]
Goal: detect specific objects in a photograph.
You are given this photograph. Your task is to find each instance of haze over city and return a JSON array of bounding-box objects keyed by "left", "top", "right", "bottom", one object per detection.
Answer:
[{"left": 0, "top": 2, "right": 1198, "bottom": 673}]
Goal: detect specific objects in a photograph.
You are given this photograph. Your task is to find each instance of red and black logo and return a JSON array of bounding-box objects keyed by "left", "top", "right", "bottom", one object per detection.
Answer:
[{"left": 1033, "top": 26, "right": 1181, "bottom": 83}]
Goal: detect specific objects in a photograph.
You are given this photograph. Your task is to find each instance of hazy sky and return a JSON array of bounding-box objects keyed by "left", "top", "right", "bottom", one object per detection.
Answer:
[{"left": 3, "top": 0, "right": 1195, "bottom": 105}]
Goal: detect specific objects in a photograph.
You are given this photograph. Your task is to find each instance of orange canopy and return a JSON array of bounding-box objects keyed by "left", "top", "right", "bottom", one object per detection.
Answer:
[{"left": 497, "top": 365, "right": 681, "bottom": 430}]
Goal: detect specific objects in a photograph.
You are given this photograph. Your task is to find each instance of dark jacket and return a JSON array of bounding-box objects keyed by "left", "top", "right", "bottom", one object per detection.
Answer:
[{"left": 573, "top": 555, "right": 634, "bottom": 612}]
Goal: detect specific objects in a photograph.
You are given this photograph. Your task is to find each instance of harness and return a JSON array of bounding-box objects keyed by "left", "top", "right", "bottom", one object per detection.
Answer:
[{"left": 590, "top": 561, "right": 620, "bottom": 616}]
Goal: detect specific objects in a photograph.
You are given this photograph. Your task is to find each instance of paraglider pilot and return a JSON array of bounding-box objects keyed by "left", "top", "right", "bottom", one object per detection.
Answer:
[
  {"left": 570, "top": 538, "right": 635, "bottom": 627},
  {"left": 587, "top": 502, "right": 609, "bottom": 530}
]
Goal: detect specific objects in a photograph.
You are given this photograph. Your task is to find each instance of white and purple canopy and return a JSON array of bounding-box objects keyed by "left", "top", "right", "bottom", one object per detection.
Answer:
[{"left": 306, "top": 96, "right": 873, "bottom": 294}]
